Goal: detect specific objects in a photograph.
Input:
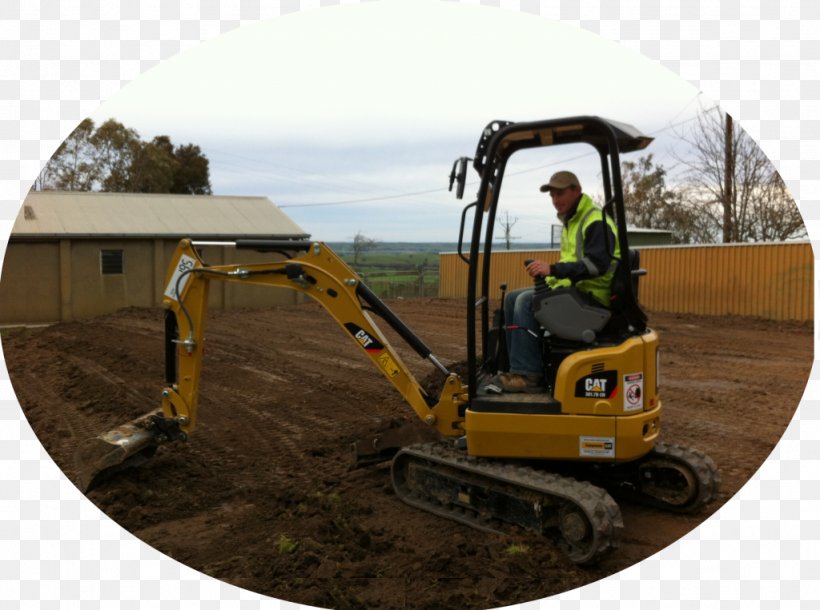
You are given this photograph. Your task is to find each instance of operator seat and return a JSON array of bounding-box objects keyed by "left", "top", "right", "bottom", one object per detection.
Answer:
[
  {"left": 531, "top": 287, "right": 610, "bottom": 343},
  {"left": 530, "top": 250, "right": 646, "bottom": 395},
  {"left": 531, "top": 249, "right": 645, "bottom": 345}
]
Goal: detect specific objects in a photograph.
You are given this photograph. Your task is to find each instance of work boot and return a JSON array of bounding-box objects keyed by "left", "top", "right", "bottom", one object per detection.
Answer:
[{"left": 499, "top": 372, "right": 544, "bottom": 394}]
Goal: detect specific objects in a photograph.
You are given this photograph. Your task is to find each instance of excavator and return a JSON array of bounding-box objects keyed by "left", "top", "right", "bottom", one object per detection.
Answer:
[{"left": 75, "top": 116, "right": 719, "bottom": 565}]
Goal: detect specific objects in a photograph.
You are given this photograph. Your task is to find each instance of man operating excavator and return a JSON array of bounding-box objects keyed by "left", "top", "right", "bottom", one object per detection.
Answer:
[{"left": 497, "top": 170, "right": 620, "bottom": 393}]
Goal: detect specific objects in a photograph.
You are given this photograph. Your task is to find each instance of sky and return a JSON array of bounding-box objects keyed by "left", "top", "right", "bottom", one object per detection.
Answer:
[{"left": 88, "top": 0, "right": 706, "bottom": 243}]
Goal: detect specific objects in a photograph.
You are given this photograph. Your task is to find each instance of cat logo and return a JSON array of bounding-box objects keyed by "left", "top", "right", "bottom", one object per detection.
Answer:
[
  {"left": 355, "top": 329, "right": 375, "bottom": 349},
  {"left": 576, "top": 370, "right": 618, "bottom": 399},
  {"left": 344, "top": 323, "right": 385, "bottom": 353}
]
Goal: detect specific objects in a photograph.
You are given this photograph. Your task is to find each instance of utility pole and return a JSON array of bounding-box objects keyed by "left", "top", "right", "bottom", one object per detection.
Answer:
[
  {"left": 723, "top": 113, "right": 734, "bottom": 243},
  {"left": 496, "top": 210, "right": 520, "bottom": 250}
]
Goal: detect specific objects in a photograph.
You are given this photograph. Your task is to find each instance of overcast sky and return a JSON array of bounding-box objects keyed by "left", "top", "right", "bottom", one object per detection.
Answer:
[{"left": 89, "top": 0, "right": 705, "bottom": 243}]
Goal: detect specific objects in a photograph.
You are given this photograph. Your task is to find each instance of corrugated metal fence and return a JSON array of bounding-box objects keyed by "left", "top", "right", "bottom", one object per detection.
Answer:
[{"left": 439, "top": 242, "right": 814, "bottom": 321}]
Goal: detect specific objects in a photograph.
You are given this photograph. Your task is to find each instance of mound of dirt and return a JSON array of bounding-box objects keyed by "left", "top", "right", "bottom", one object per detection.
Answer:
[{"left": 3, "top": 299, "right": 812, "bottom": 609}]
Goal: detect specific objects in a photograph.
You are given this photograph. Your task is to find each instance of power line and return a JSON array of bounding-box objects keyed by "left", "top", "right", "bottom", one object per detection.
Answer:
[
  {"left": 209, "top": 150, "right": 399, "bottom": 197},
  {"left": 277, "top": 185, "right": 448, "bottom": 208},
  {"left": 219, "top": 108, "right": 720, "bottom": 209},
  {"left": 208, "top": 147, "right": 453, "bottom": 207}
]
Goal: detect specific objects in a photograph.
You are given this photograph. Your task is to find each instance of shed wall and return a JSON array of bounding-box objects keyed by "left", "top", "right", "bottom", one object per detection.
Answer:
[
  {"left": 0, "top": 238, "right": 299, "bottom": 325},
  {"left": 0, "top": 241, "right": 62, "bottom": 322}
]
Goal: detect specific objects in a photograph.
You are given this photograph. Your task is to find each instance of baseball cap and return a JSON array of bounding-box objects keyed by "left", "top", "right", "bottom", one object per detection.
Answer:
[{"left": 539, "top": 170, "right": 580, "bottom": 193}]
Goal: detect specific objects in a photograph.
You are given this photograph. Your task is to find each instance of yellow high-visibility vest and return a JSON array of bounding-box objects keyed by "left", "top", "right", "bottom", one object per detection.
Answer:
[{"left": 547, "top": 194, "right": 620, "bottom": 306}]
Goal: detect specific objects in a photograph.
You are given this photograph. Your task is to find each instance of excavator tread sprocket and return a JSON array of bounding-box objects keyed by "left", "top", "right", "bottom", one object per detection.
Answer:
[
  {"left": 604, "top": 440, "right": 721, "bottom": 514},
  {"left": 391, "top": 441, "right": 623, "bottom": 565},
  {"left": 641, "top": 440, "right": 721, "bottom": 512}
]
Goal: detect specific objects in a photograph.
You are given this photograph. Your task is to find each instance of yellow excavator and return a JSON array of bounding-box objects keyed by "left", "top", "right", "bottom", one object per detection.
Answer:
[{"left": 76, "top": 116, "right": 719, "bottom": 565}]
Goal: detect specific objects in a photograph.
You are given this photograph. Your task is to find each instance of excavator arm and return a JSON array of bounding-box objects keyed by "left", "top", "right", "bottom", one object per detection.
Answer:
[{"left": 76, "top": 238, "right": 467, "bottom": 491}]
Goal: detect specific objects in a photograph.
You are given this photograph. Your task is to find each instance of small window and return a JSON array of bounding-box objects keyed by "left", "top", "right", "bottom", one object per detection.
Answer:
[{"left": 101, "top": 249, "right": 124, "bottom": 275}]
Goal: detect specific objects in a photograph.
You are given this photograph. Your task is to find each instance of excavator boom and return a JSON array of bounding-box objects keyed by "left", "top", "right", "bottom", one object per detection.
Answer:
[{"left": 76, "top": 239, "right": 468, "bottom": 491}]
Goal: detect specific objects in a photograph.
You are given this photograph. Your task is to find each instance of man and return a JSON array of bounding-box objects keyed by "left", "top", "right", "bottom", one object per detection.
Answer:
[{"left": 498, "top": 170, "right": 620, "bottom": 393}]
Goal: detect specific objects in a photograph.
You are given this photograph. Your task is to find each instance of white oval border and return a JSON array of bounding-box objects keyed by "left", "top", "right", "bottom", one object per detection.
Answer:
[{"left": 1, "top": 1, "right": 817, "bottom": 608}]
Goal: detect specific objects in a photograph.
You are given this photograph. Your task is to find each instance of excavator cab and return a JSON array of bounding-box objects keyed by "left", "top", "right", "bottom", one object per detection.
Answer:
[
  {"left": 448, "top": 117, "right": 671, "bottom": 464},
  {"left": 453, "top": 116, "right": 652, "bottom": 385}
]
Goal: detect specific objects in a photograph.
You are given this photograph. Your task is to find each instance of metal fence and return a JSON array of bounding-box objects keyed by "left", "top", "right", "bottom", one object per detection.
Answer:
[
  {"left": 439, "top": 241, "right": 814, "bottom": 321},
  {"left": 365, "top": 278, "right": 439, "bottom": 299}
]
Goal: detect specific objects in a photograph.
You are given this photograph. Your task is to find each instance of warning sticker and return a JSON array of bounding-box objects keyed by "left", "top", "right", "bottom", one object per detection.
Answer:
[
  {"left": 164, "top": 254, "right": 198, "bottom": 301},
  {"left": 623, "top": 373, "right": 644, "bottom": 412},
  {"left": 579, "top": 436, "right": 615, "bottom": 458},
  {"left": 378, "top": 352, "right": 400, "bottom": 378}
]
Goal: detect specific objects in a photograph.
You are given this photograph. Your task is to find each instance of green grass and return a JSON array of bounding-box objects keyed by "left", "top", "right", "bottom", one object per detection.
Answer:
[
  {"left": 336, "top": 249, "right": 441, "bottom": 298},
  {"left": 504, "top": 543, "right": 530, "bottom": 556},
  {"left": 277, "top": 534, "right": 299, "bottom": 555},
  {"left": 344, "top": 252, "right": 440, "bottom": 270}
]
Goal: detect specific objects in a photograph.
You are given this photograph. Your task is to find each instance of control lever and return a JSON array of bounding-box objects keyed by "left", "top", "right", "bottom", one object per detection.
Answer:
[
  {"left": 524, "top": 259, "right": 551, "bottom": 302},
  {"left": 524, "top": 258, "right": 547, "bottom": 281}
]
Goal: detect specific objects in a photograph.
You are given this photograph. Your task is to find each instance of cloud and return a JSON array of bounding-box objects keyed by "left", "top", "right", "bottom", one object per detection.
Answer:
[{"left": 89, "top": 0, "right": 700, "bottom": 242}]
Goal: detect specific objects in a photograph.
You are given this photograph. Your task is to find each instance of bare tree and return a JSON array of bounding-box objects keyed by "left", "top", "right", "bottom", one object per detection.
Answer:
[
  {"left": 495, "top": 210, "right": 520, "bottom": 250},
  {"left": 675, "top": 107, "right": 805, "bottom": 243},
  {"left": 40, "top": 118, "right": 99, "bottom": 191},
  {"left": 351, "top": 231, "right": 380, "bottom": 265},
  {"left": 621, "top": 154, "right": 696, "bottom": 243}
]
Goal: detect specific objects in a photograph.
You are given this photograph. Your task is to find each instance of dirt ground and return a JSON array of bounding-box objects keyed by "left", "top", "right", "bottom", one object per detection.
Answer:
[{"left": 3, "top": 298, "right": 813, "bottom": 609}]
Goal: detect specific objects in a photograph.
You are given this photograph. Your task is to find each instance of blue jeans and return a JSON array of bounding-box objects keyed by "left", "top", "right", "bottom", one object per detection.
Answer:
[{"left": 503, "top": 287, "right": 542, "bottom": 376}]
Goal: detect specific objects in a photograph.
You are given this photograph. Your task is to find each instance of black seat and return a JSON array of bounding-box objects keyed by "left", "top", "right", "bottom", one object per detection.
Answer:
[
  {"left": 531, "top": 286, "right": 611, "bottom": 343},
  {"left": 609, "top": 248, "right": 647, "bottom": 332},
  {"left": 530, "top": 248, "right": 646, "bottom": 346}
]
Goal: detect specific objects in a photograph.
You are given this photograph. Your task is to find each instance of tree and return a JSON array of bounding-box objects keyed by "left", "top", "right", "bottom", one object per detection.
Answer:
[
  {"left": 747, "top": 171, "right": 806, "bottom": 242},
  {"left": 171, "top": 143, "right": 212, "bottom": 195},
  {"left": 351, "top": 231, "right": 380, "bottom": 265},
  {"left": 34, "top": 118, "right": 212, "bottom": 196},
  {"left": 620, "top": 154, "right": 710, "bottom": 244},
  {"left": 91, "top": 119, "right": 141, "bottom": 192},
  {"left": 495, "top": 210, "right": 520, "bottom": 250},
  {"left": 676, "top": 107, "right": 805, "bottom": 243},
  {"left": 41, "top": 118, "right": 98, "bottom": 191},
  {"left": 128, "top": 136, "right": 178, "bottom": 193}
]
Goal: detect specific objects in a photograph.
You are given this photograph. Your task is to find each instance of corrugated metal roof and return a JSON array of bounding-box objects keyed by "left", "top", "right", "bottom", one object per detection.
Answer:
[{"left": 13, "top": 191, "right": 309, "bottom": 239}]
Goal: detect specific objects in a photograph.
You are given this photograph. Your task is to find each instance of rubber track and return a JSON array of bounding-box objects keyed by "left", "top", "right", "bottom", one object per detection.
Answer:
[
  {"left": 646, "top": 440, "right": 721, "bottom": 512},
  {"left": 391, "top": 442, "right": 624, "bottom": 565}
]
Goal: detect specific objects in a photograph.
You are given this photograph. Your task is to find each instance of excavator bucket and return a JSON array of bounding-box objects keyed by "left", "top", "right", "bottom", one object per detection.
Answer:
[
  {"left": 350, "top": 420, "right": 441, "bottom": 468},
  {"left": 75, "top": 409, "right": 167, "bottom": 493}
]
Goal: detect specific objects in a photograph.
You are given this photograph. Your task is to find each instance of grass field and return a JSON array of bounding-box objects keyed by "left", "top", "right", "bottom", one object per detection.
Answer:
[
  {"left": 325, "top": 240, "right": 551, "bottom": 298},
  {"left": 328, "top": 243, "right": 443, "bottom": 298}
]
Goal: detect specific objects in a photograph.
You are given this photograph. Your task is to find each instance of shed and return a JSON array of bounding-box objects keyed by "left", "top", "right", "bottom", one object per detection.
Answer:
[
  {"left": 548, "top": 225, "right": 674, "bottom": 248},
  {"left": 627, "top": 227, "right": 674, "bottom": 247},
  {"left": 0, "top": 191, "right": 311, "bottom": 325}
]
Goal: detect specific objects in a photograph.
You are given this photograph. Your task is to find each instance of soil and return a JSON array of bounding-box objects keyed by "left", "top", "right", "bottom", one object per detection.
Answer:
[{"left": 3, "top": 299, "right": 812, "bottom": 609}]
